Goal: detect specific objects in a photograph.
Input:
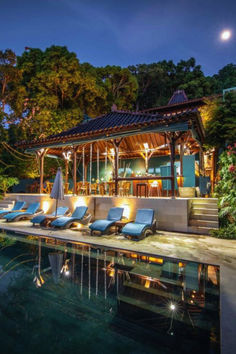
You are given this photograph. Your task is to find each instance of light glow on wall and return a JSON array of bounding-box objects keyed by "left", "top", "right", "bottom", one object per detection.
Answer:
[
  {"left": 122, "top": 203, "right": 130, "bottom": 219},
  {"left": 42, "top": 201, "right": 50, "bottom": 213},
  {"left": 74, "top": 197, "right": 87, "bottom": 208}
]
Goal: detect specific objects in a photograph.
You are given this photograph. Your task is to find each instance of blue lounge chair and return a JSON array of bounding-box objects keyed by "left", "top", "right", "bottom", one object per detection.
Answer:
[
  {"left": 89, "top": 207, "right": 124, "bottom": 236},
  {"left": 122, "top": 209, "right": 156, "bottom": 240},
  {"left": 30, "top": 206, "right": 69, "bottom": 226},
  {"left": 4, "top": 202, "right": 41, "bottom": 222},
  {"left": 51, "top": 206, "right": 89, "bottom": 229},
  {"left": 0, "top": 201, "right": 26, "bottom": 218}
]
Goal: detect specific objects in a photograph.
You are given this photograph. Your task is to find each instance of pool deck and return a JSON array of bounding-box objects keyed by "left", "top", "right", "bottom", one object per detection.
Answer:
[{"left": 0, "top": 219, "right": 235, "bottom": 354}]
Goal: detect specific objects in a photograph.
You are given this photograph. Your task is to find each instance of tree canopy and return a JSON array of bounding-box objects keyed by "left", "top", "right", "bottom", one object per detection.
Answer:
[{"left": 0, "top": 45, "right": 236, "bottom": 179}]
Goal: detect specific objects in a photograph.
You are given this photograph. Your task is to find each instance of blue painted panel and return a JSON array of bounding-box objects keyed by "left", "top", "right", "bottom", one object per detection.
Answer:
[
  {"left": 183, "top": 155, "right": 195, "bottom": 187},
  {"left": 160, "top": 165, "right": 177, "bottom": 191}
]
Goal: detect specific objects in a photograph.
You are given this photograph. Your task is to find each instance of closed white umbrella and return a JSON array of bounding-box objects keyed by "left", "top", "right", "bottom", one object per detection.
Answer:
[{"left": 50, "top": 167, "right": 64, "bottom": 216}]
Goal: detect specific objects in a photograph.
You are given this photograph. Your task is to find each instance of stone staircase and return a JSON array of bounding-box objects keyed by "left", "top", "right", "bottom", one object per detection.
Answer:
[
  {"left": 188, "top": 198, "right": 219, "bottom": 235},
  {"left": 0, "top": 197, "right": 15, "bottom": 210}
]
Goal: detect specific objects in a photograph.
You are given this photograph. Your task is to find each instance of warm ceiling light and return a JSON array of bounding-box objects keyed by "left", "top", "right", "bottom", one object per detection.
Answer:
[
  {"left": 144, "top": 143, "right": 149, "bottom": 150},
  {"left": 110, "top": 148, "right": 115, "bottom": 156}
]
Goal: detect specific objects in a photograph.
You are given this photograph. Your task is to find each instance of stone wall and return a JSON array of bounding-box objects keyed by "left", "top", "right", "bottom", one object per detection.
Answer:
[{"left": 7, "top": 194, "right": 192, "bottom": 233}]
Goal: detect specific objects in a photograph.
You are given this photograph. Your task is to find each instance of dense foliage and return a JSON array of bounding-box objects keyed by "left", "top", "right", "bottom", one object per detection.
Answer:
[
  {"left": 0, "top": 45, "right": 236, "bottom": 183},
  {"left": 211, "top": 144, "right": 236, "bottom": 239},
  {"left": 204, "top": 92, "right": 236, "bottom": 149},
  {"left": 0, "top": 168, "right": 19, "bottom": 196}
]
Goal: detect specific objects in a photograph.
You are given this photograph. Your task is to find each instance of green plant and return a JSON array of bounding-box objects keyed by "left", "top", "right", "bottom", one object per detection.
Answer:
[
  {"left": 0, "top": 170, "right": 19, "bottom": 196},
  {"left": 212, "top": 144, "right": 236, "bottom": 238},
  {"left": 210, "top": 224, "right": 236, "bottom": 239}
]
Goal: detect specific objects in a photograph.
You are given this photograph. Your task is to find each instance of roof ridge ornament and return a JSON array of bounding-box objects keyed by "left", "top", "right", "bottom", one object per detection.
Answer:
[{"left": 111, "top": 103, "right": 117, "bottom": 112}]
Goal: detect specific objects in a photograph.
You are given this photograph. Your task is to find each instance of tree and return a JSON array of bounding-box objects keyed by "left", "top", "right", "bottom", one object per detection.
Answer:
[
  {"left": 205, "top": 92, "right": 236, "bottom": 149},
  {"left": 0, "top": 168, "right": 18, "bottom": 196},
  {"left": 0, "top": 49, "right": 23, "bottom": 123},
  {"left": 15, "top": 46, "right": 107, "bottom": 138},
  {"left": 129, "top": 58, "right": 215, "bottom": 110},
  {"left": 213, "top": 64, "right": 236, "bottom": 92},
  {"left": 96, "top": 65, "right": 138, "bottom": 110}
]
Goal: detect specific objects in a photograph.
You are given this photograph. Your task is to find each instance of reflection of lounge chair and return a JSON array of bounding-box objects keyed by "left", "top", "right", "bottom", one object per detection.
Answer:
[
  {"left": 0, "top": 201, "right": 26, "bottom": 218},
  {"left": 89, "top": 207, "right": 124, "bottom": 236},
  {"left": 4, "top": 202, "right": 41, "bottom": 222},
  {"left": 122, "top": 209, "right": 156, "bottom": 240},
  {"left": 30, "top": 206, "right": 69, "bottom": 226},
  {"left": 51, "top": 206, "right": 89, "bottom": 229}
]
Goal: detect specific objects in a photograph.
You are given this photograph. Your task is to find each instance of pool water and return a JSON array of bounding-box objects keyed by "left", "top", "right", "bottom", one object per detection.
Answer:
[{"left": 0, "top": 232, "right": 220, "bottom": 354}]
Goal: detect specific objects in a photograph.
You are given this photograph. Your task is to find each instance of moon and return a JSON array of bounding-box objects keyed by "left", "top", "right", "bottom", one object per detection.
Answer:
[{"left": 220, "top": 30, "right": 232, "bottom": 41}]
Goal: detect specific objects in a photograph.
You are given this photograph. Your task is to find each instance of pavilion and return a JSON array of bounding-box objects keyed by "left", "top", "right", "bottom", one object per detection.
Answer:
[
  {"left": 17, "top": 90, "right": 209, "bottom": 197},
  {"left": 13, "top": 90, "right": 218, "bottom": 234}
]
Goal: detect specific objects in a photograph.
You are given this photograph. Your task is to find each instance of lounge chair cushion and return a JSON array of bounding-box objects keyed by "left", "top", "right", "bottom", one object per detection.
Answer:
[
  {"left": 135, "top": 209, "right": 154, "bottom": 225},
  {"left": 51, "top": 206, "right": 88, "bottom": 227},
  {"left": 89, "top": 219, "right": 115, "bottom": 232},
  {"left": 89, "top": 207, "right": 124, "bottom": 233},
  {"left": 71, "top": 206, "right": 88, "bottom": 219},
  {"left": 0, "top": 201, "right": 26, "bottom": 216},
  {"left": 4, "top": 202, "right": 40, "bottom": 221},
  {"left": 122, "top": 222, "right": 148, "bottom": 236},
  {"left": 31, "top": 207, "right": 69, "bottom": 225},
  {"left": 107, "top": 207, "right": 124, "bottom": 221},
  {"left": 122, "top": 209, "right": 155, "bottom": 237}
]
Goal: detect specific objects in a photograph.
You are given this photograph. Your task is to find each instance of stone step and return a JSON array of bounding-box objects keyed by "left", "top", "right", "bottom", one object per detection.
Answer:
[
  {"left": 191, "top": 213, "right": 219, "bottom": 221},
  {"left": 192, "top": 203, "right": 218, "bottom": 210},
  {"left": 0, "top": 202, "right": 14, "bottom": 209},
  {"left": 0, "top": 199, "right": 14, "bottom": 205},
  {"left": 191, "top": 198, "right": 218, "bottom": 204},
  {"left": 191, "top": 207, "right": 218, "bottom": 215},
  {"left": 188, "top": 226, "right": 216, "bottom": 235},
  {"left": 189, "top": 219, "right": 219, "bottom": 228}
]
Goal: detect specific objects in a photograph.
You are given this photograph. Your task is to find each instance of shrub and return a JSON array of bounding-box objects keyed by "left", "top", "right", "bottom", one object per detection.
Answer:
[{"left": 212, "top": 144, "right": 236, "bottom": 239}]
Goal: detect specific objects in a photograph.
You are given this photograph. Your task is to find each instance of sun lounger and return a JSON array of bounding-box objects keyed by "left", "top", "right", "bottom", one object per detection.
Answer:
[
  {"left": 89, "top": 207, "right": 124, "bottom": 235},
  {"left": 30, "top": 206, "right": 69, "bottom": 226},
  {"left": 4, "top": 202, "right": 42, "bottom": 222},
  {"left": 122, "top": 209, "right": 156, "bottom": 240},
  {"left": 0, "top": 201, "right": 26, "bottom": 218},
  {"left": 50, "top": 206, "right": 89, "bottom": 229}
]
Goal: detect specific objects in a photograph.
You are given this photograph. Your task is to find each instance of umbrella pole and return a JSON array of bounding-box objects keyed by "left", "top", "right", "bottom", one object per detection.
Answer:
[{"left": 55, "top": 198, "right": 58, "bottom": 216}]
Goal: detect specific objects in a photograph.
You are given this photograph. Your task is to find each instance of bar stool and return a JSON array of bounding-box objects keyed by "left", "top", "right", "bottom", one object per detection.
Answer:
[
  {"left": 149, "top": 181, "right": 161, "bottom": 197},
  {"left": 136, "top": 183, "right": 148, "bottom": 197}
]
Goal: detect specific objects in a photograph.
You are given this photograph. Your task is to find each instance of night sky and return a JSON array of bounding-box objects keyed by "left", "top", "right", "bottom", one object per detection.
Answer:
[{"left": 1, "top": 0, "right": 235, "bottom": 75}]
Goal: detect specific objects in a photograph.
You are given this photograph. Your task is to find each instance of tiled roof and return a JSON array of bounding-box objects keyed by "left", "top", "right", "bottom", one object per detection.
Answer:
[
  {"left": 49, "top": 111, "right": 160, "bottom": 139},
  {"left": 168, "top": 90, "right": 188, "bottom": 105},
  {"left": 18, "top": 108, "right": 199, "bottom": 149}
]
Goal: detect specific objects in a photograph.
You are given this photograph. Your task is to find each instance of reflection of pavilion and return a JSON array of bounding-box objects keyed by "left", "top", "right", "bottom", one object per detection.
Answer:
[
  {"left": 40, "top": 237, "right": 220, "bottom": 338},
  {"left": 18, "top": 90, "right": 213, "bottom": 198}
]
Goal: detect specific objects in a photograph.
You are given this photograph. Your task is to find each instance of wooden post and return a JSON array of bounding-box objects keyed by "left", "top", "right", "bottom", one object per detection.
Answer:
[
  {"left": 199, "top": 146, "right": 205, "bottom": 175},
  {"left": 180, "top": 141, "right": 184, "bottom": 177},
  {"left": 65, "top": 159, "right": 69, "bottom": 193},
  {"left": 169, "top": 134, "right": 176, "bottom": 198},
  {"left": 114, "top": 145, "right": 119, "bottom": 196},
  {"left": 39, "top": 155, "right": 44, "bottom": 194},
  {"left": 73, "top": 148, "right": 77, "bottom": 195},
  {"left": 62, "top": 150, "right": 72, "bottom": 194},
  {"left": 113, "top": 139, "right": 123, "bottom": 196},
  {"left": 36, "top": 149, "right": 47, "bottom": 194}
]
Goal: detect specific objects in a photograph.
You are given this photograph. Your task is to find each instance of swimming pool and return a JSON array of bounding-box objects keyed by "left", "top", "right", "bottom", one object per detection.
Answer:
[{"left": 0, "top": 232, "right": 220, "bottom": 354}]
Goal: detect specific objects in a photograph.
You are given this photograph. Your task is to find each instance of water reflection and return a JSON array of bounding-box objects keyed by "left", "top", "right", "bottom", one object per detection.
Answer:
[{"left": 0, "top": 233, "right": 220, "bottom": 354}]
